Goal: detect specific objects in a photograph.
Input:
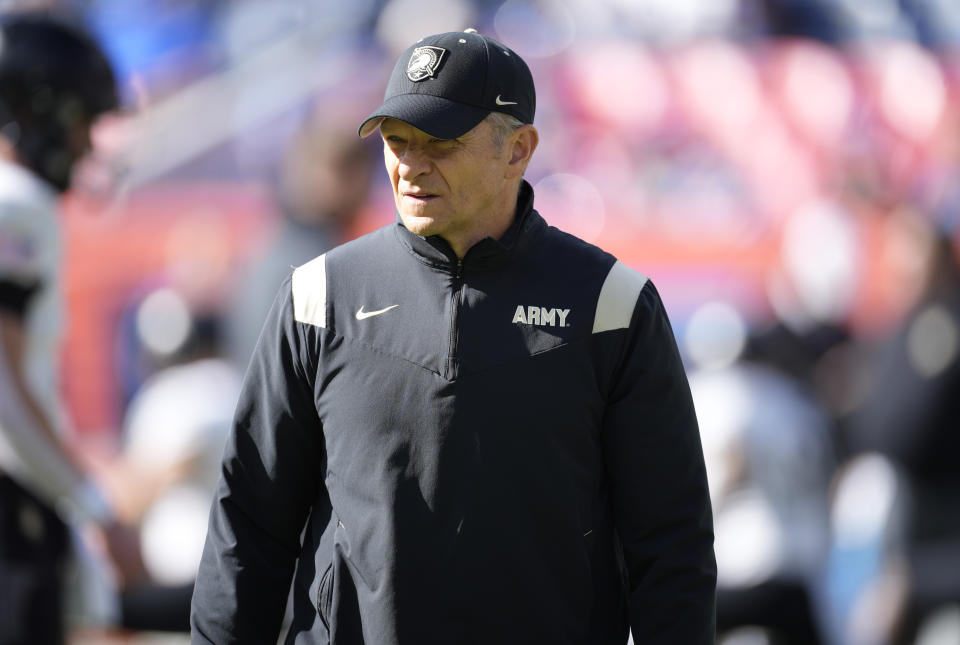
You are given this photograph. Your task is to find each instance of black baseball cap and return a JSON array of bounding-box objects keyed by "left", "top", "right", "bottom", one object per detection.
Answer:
[{"left": 358, "top": 29, "right": 535, "bottom": 140}]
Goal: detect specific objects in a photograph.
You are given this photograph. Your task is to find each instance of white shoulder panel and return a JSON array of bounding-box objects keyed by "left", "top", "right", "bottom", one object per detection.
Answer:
[
  {"left": 592, "top": 261, "right": 649, "bottom": 334},
  {"left": 292, "top": 253, "right": 327, "bottom": 328}
]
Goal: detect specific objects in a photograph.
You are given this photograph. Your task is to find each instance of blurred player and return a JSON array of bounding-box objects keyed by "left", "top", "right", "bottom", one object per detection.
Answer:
[{"left": 0, "top": 11, "right": 136, "bottom": 644}]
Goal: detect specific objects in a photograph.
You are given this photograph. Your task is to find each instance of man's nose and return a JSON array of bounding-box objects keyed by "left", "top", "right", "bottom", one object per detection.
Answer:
[{"left": 397, "top": 146, "right": 430, "bottom": 179}]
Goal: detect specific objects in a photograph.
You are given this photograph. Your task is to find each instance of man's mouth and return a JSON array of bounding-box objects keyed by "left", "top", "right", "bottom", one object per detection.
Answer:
[{"left": 402, "top": 191, "right": 438, "bottom": 202}]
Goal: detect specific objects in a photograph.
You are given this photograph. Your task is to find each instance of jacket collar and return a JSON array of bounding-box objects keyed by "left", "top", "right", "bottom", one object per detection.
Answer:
[{"left": 394, "top": 179, "right": 544, "bottom": 272}]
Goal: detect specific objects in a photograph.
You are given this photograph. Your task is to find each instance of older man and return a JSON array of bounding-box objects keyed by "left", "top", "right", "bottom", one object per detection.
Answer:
[{"left": 192, "top": 29, "right": 716, "bottom": 645}]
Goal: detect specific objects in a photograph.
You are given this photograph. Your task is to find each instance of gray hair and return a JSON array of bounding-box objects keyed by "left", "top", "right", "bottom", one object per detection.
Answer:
[{"left": 485, "top": 111, "right": 525, "bottom": 148}]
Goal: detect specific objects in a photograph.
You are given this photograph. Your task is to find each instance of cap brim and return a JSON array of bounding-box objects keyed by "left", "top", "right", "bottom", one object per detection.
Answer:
[{"left": 358, "top": 93, "right": 490, "bottom": 139}]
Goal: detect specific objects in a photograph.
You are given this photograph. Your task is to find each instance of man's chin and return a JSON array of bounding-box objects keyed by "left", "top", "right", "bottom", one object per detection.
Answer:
[{"left": 399, "top": 213, "right": 443, "bottom": 237}]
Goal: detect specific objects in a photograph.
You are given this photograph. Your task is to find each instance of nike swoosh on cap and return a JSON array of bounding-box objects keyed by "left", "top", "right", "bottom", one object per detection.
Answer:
[
  {"left": 356, "top": 304, "right": 400, "bottom": 320},
  {"left": 495, "top": 94, "right": 518, "bottom": 106}
]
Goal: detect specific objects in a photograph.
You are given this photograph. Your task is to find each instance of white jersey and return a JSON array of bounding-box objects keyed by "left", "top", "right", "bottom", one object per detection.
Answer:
[
  {"left": 0, "top": 158, "right": 63, "bottom": 411},
  {"left": 0, "top": 158, "right": 105, "bottom": 522},
  {"left": 0, "top": 158, "right": 118, "bottom": 628}
]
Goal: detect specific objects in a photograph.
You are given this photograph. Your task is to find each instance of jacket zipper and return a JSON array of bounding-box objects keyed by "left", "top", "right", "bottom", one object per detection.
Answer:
[{"left": 447, "top": 258, "right": 463, "bottom": 377}]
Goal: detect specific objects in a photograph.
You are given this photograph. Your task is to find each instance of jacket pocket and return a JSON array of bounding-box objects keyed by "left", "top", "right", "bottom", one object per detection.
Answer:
[{"left": 316, "top": 561, "right": 334, "bottom": 633}]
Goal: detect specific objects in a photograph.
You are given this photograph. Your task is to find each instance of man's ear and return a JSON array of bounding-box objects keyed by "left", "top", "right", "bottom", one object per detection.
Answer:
[{"left": 505, "top": 125, "right": 538, "bottom": 179}]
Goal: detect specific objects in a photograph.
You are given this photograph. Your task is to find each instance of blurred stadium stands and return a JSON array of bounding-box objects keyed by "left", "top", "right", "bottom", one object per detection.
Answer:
[{"left": 50, "top": 0, "right": 960, "bottom": 435}]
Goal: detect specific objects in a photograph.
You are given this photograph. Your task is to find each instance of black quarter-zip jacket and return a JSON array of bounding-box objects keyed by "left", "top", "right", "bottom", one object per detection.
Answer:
[{"left": 191, "top": 182, "right": 716, "bottom": 644}]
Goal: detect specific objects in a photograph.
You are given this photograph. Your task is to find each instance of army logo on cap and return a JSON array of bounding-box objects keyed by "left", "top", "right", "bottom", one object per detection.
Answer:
[{"left": 406, "top": 46, "right": 446, "bottom": 82}]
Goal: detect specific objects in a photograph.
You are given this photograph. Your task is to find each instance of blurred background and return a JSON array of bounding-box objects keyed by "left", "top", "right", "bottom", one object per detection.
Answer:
[{"left": 3, "top": 0, "right": 959, "bottom": 643}]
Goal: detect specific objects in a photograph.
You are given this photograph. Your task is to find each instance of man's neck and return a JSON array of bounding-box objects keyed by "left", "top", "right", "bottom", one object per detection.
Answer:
[{"left": 447, "top": 182, "right": 522, "bottom": 258}]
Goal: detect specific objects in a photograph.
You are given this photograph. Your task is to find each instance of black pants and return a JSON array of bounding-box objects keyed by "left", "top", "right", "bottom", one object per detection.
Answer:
[{"left": 0, "top": 475, "right": 69, "bottom": 645}]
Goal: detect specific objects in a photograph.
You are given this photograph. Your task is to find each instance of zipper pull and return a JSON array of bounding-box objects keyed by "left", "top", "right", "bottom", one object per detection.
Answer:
[{"left": 456, "top": 258, "right": 463, "bottom": 279}]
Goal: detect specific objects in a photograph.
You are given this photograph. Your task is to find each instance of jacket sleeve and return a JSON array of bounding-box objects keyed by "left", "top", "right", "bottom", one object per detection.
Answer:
[
  {"left": 191, "top": 276, "right": 325, "bottom": 644},
  {"left": 600, "top": 280, "right": 716, "bottom": 643}
]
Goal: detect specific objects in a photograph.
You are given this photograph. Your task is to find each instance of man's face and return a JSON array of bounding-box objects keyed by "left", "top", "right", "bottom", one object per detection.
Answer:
[{"left": 380, "top": 117, "right": 511, "bottom": 252}]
